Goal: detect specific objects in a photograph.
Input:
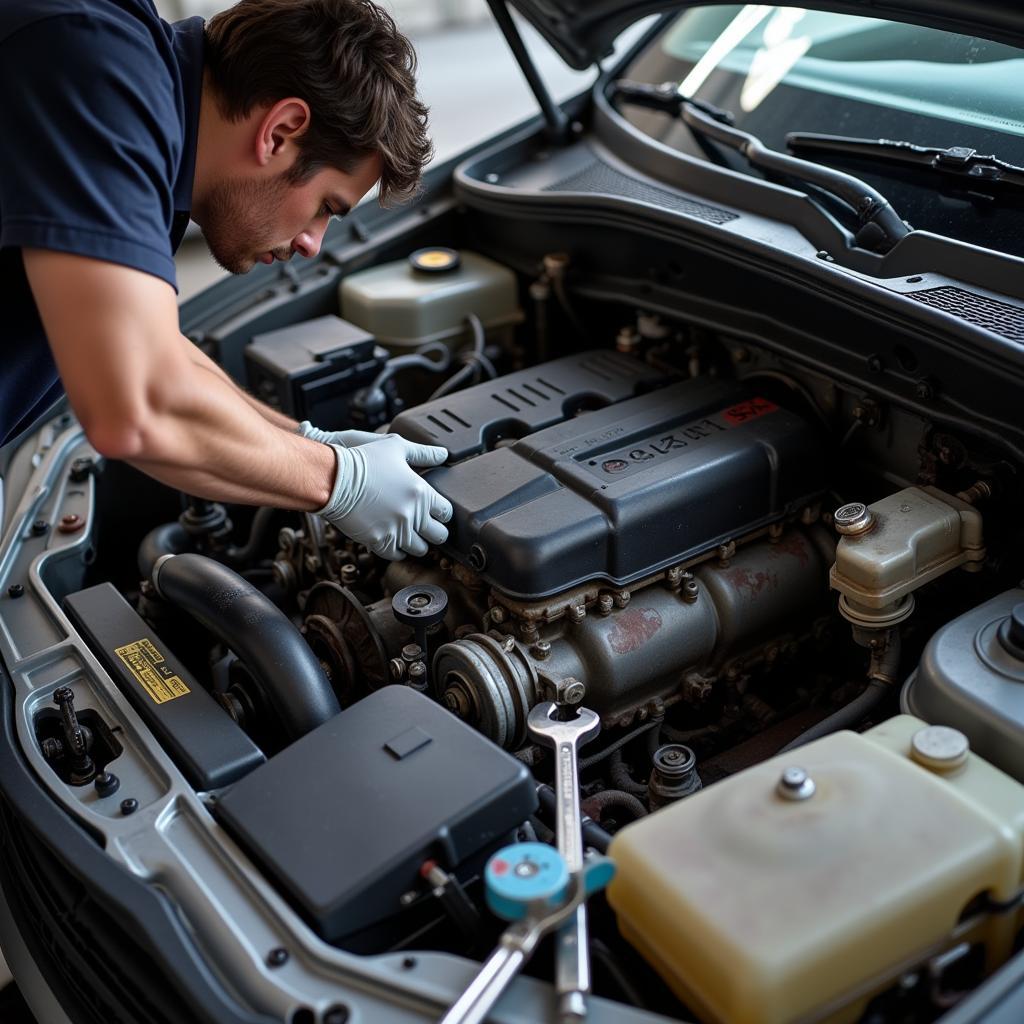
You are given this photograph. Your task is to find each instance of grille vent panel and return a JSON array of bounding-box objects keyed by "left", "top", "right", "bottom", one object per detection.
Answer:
[
  {"left": 909, "top": 286, "right": 1024, "bottom": 342},
  {"left": 543, "top": 159, "right": 738, "bottom": 226}
]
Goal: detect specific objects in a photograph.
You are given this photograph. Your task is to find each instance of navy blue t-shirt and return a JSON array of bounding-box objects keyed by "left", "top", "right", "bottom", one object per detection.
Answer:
[{"left": 0, "top": 0, "right": 203, "bottom": 446}]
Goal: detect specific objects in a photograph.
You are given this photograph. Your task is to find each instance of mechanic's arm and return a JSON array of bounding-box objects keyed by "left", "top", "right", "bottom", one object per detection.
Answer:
[
  {"left": 185, "top": 341, "right": 300, "bottom": 431},
  {"left": 24, "top": 251, "right": 453, "bottom": 559},
  {"left": 25, "top": 250, "right": 336, "bottom": 508}
]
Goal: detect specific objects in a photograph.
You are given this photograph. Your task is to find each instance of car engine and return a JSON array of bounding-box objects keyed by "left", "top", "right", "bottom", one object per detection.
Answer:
[{"left": 10, "top": 244, "right": 1024, "bottom": 1024}]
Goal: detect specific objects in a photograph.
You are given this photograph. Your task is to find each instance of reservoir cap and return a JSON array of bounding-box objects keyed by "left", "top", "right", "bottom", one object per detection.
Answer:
[
  {"left": 409, "top": 247, "right": 460, "bottom": 274},
  {"left": 911, "top": 725, "right": 970, "bottom": 772}
]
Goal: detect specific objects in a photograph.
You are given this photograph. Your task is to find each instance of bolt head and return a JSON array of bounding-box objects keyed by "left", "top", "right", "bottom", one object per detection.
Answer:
[
  {"left": 31, "top": 520, "right": 48, "bottom": 536},
  {"left": 7, "top": 584, "right": 24, "bottom": 599},
  {"left": 94, "top": 771, "right": 120, "bottom": 798},
  {"left": 490, "top": 606, "right": 506, "bottom": 624},
  {"left": 266, "top": 947, "right": 289, "bottom": 968},
  {"left": 532, "top": 640, "right": 551, "bottom": 660},
  {"left": 559, "top": 678, "right": 586, "bottom": 705},
  {"left": 323, "top": 1006, "right": 350, "bottom": 1024},
  {"left": 120, "top": 798, "right": 139, "bottom": 816}
]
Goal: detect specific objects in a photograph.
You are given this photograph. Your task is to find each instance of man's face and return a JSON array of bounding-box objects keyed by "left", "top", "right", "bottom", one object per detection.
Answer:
[{"left": 199, "top": 155, "right": 382, "bottom": 274}]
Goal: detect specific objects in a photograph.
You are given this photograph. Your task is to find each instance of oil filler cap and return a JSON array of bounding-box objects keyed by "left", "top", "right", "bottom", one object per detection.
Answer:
[
  {"left": 409, "top": 247, "right": 460, "bottom": 274},
  {"left": 911, "top": 725, "right": 969, "bottom": 773}
]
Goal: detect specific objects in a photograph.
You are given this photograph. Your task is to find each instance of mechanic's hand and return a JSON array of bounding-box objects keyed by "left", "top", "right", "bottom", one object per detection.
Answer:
[
  {"left": 297, "top": 420, "right": 386, "bottom": 448},
  {"left": 316, "top": 435, "right": 453, "bottom": 560}
]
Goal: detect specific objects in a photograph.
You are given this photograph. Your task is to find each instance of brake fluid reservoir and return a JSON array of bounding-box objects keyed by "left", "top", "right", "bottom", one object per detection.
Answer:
[
  {"left": 607, "top": 715, "right": 1024, "bottom": 1024},
  {"left": 339, "top": 249, "right": 521, "bottom": 354}
]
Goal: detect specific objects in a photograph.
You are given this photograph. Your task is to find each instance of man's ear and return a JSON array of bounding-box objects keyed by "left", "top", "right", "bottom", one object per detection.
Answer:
[{"left": 255, "top": 98, "right": 311, "bottom": 166}]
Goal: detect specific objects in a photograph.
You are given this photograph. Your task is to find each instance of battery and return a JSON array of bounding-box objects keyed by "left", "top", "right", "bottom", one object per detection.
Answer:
[
  {"left": 244, "top": 315, "right": 389, "bottom": 431},
  {"left": 64, "top": 584, "right": 265, "bottom": 790}
]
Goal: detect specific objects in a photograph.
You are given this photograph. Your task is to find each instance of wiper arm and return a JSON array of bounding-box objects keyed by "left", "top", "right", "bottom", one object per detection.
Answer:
[
  {"left": 786, "top": 132, "right": 1024, "bottom": 198},
  {"left": 611, "top": 80, "right": 911, "bottom": 254}
]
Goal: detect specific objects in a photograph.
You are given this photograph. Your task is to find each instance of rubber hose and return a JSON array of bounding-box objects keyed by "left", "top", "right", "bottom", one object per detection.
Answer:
[
  {"left": 779, "top": 682, "right": 888, "bottom": 754},
  {"left": 152, "top": 553, "right": 339, "bottom": 739},
  {"left": 583, "top": 789, "right": 649, "bottom": 823},
  {"left": 138, "top": 522, "right": 191, "bottom": 580},
  {"left": 536, "top": 784, "right": 614, "bottom": 854},
  {"left": 224, "top": 506, "right": 279, "bottom": 566},
  {"left": 608, "top": 749, "right": 649, "bottom": 797},
  {"left": 780, "top": 631, "right": 902, "bottom": 753},
  {"left": 579, "top": 716, "right": 663, "bottom": 772}
]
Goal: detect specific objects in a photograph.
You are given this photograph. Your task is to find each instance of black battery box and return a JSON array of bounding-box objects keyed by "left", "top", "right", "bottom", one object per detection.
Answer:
[
  {"left": 216, "top": 685, "right": 537, "bottom": 943},
  {"left": 244, "top": 315, "right": 389, "bottom": 430}
]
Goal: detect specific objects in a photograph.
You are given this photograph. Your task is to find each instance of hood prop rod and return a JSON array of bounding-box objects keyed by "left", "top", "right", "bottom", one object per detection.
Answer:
[{"left": 486, "top": 0, "right": 573, "bottom": 144}]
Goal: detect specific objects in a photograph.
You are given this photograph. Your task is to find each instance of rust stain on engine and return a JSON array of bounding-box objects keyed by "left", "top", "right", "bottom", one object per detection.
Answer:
[
  {"left": 727, "top": 568, "right": 777, "bottom": 597},
  {"left": 768, "top": 531, "right": 810, "bottom": 566},
  {"left": 608, "top": 608, "right": 663, "bottom": 654}
]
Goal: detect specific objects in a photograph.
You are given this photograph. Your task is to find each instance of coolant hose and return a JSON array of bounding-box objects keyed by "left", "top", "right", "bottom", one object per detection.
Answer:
[
  {"left": 152, "top": 553, "right": 339, "bottom": 739},
  {"left": 582, "top": 789, "right": 649, "bottom": 824},
  {"left": 138, "top": 507, "right": 279, "bottom": 579},
  {"left": 138, "top": 522, "right": 191, "bottom": 579},
  {"left": 609, "top": 749, "right": 650, "bottom": 797},
  {"left": 779, "top": 631, "right": 902, "bottom": 753}
]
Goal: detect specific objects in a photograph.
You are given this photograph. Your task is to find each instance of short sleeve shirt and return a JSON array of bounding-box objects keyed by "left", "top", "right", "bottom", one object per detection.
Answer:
[{"left": 0, "top": 0, "right": 203, "bottom": 446}]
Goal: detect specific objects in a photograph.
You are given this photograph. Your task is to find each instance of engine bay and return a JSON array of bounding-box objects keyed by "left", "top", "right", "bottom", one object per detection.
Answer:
[{"left": 7, "top": 239, "right": 1024, "bottom": 1024}]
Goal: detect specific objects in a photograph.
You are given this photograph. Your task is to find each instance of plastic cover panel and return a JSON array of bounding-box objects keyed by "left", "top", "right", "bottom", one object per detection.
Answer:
[
  {"left": 216, "top": 686, "right": 535, "bottom": 943},
  {"left": 426, "top": 377, "right": 827, "bottom": 597},
  {"left": 390, "top": 350, "right": 666, "bottom": 461},
  {"left": 544, "top": 158, "right": 739, "bottom": 225},
  {"left": 909, "top": 286, "right": 1024, "bottom": 342}
]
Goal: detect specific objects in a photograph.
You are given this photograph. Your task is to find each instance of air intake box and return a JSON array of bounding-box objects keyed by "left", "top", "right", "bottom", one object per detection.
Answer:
[{"left": 216, "top": 686, "right": 536, "bottom": 944}]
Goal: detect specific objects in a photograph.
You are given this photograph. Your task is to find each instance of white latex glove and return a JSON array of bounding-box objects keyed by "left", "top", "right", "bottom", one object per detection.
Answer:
[
  {"left": 297, "top": 420, "right": 386, "bottom": 448},
  {"left": 316, "top": 435, "right": 453, "bottom": 560}
]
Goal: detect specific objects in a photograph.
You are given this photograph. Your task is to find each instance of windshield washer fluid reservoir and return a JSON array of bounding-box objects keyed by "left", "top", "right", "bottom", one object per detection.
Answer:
[
  {"left": 607, "top": 714, "right": 1024, "bottom": 1024},
  {"left": 339, "top": 249, "right": 522, "bottom": 353}
]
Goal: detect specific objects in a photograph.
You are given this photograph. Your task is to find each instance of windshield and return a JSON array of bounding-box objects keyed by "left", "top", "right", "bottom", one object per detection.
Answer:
[{"left": 621, "top": 5, "right": 1024, "bottom": 256}]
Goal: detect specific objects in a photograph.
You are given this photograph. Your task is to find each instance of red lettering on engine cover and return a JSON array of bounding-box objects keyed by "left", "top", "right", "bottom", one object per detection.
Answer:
[
  {"left": 608, "top": 608, "right": 663, "bottom": 655},
  {"left": 722, "top": 397, "right": 778, "bottom": 425}
]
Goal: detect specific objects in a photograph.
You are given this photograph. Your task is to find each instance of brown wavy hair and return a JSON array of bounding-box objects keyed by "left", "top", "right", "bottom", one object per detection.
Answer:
[{"left": 204, "top": 0, "right": 431, "bottom": 204}]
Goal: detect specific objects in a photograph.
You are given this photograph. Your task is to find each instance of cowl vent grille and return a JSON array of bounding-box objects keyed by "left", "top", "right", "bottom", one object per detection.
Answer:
[
  {"left": 909, "top": 286, "right": 1024, "bottom": 342},
  {"left": 543, "top": 159, "right": 738, "bottom": 225}
]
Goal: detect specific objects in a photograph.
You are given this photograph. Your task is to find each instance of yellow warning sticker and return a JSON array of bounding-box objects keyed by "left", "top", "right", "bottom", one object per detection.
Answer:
[{"left": 114, "top": 638, "right": 190, "bottom": 704}]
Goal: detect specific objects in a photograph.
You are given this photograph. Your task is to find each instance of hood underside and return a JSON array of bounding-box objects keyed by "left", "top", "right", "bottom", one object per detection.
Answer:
[{"left": 507, "top": 0, "right": 1024, "bottom": 70}]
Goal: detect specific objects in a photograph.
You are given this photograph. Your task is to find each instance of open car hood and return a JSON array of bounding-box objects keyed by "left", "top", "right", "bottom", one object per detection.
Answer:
[{"left": 506, "top": 0, "right": 1024, "bottom": 69}]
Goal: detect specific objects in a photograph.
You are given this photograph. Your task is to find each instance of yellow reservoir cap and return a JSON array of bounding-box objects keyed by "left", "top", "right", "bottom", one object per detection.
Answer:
[
  {"left": 607, "top": 715, "right": 1024, "bottom": 1024},
  {"left": 409, "top": 247, "right": 460, "bottom": 273}
]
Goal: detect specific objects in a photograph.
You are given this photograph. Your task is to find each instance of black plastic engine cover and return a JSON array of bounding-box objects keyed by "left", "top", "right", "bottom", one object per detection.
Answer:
[
  {"left": 389, "top": 349, "right": 665, "bottom": 461},
  {"left": 424, "top": 376, "right": 827, "bottom": 598}
]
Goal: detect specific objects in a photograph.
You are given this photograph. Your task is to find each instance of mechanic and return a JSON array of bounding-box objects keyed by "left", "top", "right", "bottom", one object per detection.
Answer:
[{"left": 0, "top": 0, "right": 452, "bottom": 562}]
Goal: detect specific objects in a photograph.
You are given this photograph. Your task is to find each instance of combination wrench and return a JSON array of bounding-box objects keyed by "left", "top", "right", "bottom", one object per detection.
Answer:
[{"left": 527, "top": 701, "right": 602, "bottom": 1022}]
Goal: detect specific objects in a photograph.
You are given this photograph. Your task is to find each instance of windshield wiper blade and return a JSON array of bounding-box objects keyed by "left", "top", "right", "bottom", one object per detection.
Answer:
[
  {"left": 786, "top": 133, "right": 1024, "bottom": 197},
  {"left": 611, "top": 80, "right": 911, "bottom": 254}
]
